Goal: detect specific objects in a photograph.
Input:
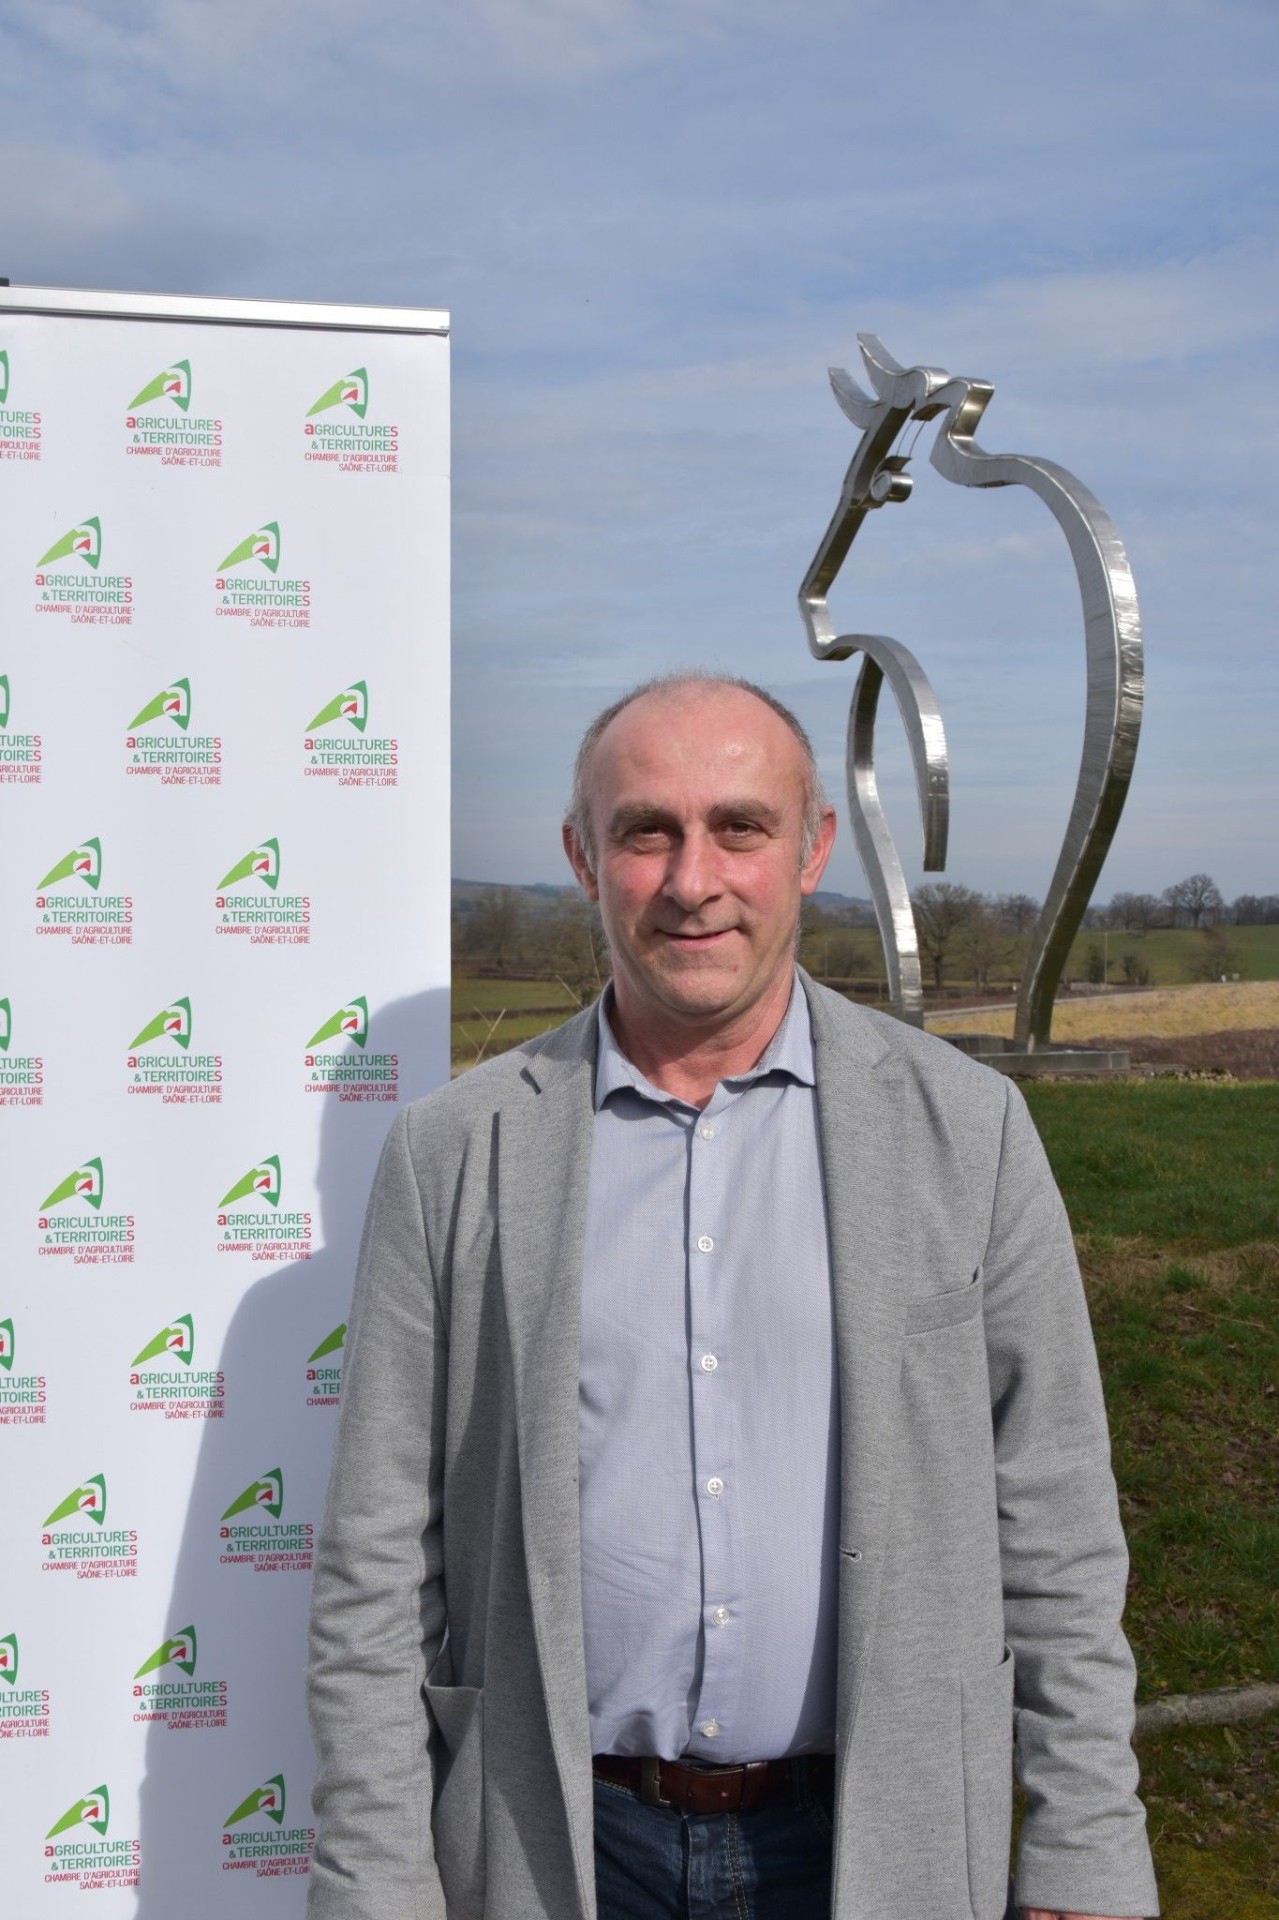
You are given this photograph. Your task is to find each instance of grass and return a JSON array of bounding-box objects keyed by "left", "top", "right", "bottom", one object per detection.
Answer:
[
  {"left": 1081, "top": 1244, "right": 1278, "bottom": 1699},
  {"left": 1021, "top": 1081, "right": 1279, "bottom": 1246},
  {"left": 1136, "top": 1720, "right": 1279, "bottom": 1918},
  {"left": 929, "top": 978, "right": 1279, "bottom": 1042},
  {"left": 1064, "top": 922, "right": 1279, "bottom": 986}
]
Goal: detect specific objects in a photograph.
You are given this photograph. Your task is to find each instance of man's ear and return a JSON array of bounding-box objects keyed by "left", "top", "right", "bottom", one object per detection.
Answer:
[
  {"left": 563, "top": 820, "right": 600, "bottom": 901},
  {"left": 800, "top": 806, "right": 838, "bottom": 896}
]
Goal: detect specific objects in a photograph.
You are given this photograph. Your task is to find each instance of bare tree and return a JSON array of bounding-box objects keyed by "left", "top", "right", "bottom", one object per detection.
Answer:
[
  {"left": 912, "top": 882, "right": 985, "bottom": 989},
  {"left": 995, "top": 892, "right": 1040, "bottom": 934},
  {"left": 958, "top": 902, "right": 1016, "bottom": 992},
  {"left": 1162, "top": 873, "right": 1224, "bottom": 930}
]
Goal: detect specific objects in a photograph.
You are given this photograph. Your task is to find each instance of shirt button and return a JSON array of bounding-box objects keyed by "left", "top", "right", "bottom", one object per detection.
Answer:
[
  {"left": 696, "top": 1235, "right": 714, "bottom": 1253},
  {"left": 700, "top": 1124, "right": 715, "bottom": 1140},
  {"left": 700, "top": 1353, "right": 718, "bottom": 1373},
  {"left": 711, "top": 1606, "right": 730, "bottom": 1627},
  {"left": 705, "top": 1476, "right": 724, "bottom": 1497},
  {"left": 700, "top": 1719, "right": 721, "bottom": 1738}
]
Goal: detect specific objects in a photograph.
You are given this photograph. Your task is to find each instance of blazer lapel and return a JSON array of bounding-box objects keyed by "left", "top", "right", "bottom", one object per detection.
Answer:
[
  {"left": 497, "top": 1011, "right": 598, "bottom": 1911},
  {"left": 803, "top": 976, "right": 912, "bottom": 1747}
]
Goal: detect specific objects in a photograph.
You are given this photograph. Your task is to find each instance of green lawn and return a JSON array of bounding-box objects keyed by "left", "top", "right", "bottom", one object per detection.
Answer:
[
  {"left": 1023, "top": 1081, "right": 1279, "bottom": 1247},
  {"left": 1063, "top": 922, "right": 1279, "bottom": 986}
]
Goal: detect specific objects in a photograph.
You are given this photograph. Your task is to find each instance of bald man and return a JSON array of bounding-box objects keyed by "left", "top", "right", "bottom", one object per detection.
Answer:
[{"left": 307, "top": 674, "right": 1158, "bottom": 1920}]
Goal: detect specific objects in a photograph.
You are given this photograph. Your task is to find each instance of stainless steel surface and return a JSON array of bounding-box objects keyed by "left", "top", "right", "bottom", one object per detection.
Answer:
[
  {"left": 0, "top": 284, "right": 449, "bottom": 334},
  {"left": 799, "top": 335, "right": 1143, "bottom": 1048}
]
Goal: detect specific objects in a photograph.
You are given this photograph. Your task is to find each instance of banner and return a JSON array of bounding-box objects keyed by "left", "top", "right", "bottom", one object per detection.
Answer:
[{"left": 0, "top": 284, "right": 451, "bottom": 1913}]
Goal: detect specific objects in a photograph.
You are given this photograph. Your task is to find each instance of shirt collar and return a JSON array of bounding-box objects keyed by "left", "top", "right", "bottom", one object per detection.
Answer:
[{"left": 593, "top": 973, "right": 816, "bottom": 1113}]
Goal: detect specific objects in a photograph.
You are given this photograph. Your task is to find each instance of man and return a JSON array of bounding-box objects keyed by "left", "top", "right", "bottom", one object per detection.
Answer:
[{"left": 307, "top": 674, "right": 1159, "bottom": 1920}]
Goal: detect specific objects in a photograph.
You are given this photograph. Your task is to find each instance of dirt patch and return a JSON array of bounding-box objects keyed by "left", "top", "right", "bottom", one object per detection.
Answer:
[{"left": 1112, "top": 1029, "right": 1279, "bottom": 1078}]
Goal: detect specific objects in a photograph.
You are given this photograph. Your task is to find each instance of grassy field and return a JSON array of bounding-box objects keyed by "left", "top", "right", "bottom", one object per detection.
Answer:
[
  {"left": 930, "top": 978, "right": 1279, "bottom": 1044},
  {"left": 1062, "top": 921, "right": 1279, "bottom": 985}
]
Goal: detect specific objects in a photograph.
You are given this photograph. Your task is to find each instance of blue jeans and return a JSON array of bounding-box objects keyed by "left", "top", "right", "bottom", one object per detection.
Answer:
[{"left": 593, "top": 1762, "right": 835, "bottom": 1919}]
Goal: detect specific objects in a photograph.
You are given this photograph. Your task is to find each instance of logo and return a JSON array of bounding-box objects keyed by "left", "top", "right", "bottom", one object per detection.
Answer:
[
  {"left": 0, "top": 348, "right": 8, "bottom": 404},
  {"left": 127, "top": 678, "right": 191, "bottom": 730},
  {"left": 304, "top": 364, "right": 398, "bottom": 472},
  {"left": 305, "top": 1325, "right": 345, "bottom": 1408},
  {"left": 306, "top": 681, "right": 368, "bottom": 732},
  {"left": 217, "top": 521, "right": 280, "bottom": 573},
  {"left": 127, "top": 360, "right": 191, "bottom": 411},
  {"left": 132, "top": 1315, "right": 194, "bottom": 1367},
  {"left": 39, "top": 1157, "right": 104, "bottom": 1212},
  {"left": 0, "top": 675, "right": 39, "bottom": 785},
  {"left": 308, "top": 1325, "right": 346, "bottom": 1363},
  {"left": 306, "top": 998, "right": 368, "bottom": 1048},
  {"left": 0, "top": 352, "right": 42, "bottom": 460},
  {"left": 0, "top": 1631, "right": 16, "bottom": 1682},
  {"left": 225, "top": 1775, "right": 286, "bottom": 1828},
  {"left": 37, "top": 836, "right": 101, "bottom": 890},
  {"left": 222, "top": 1469, "right": 284, "bottom": 1522},
  {"left": 308, "top": 368, "right": 368, "bottom": 418},
  {"left": 38, "top": 1160, "right": 134, "bottom": 1263},
  {"left": 36, "top": 516, "right": 101, "bottom": 569},
  {"left": 0, "top": 671, "right": 8, "bottom": 725},
  {"left": 130, "top": 1314, "right": 223, "bottom": 1420},
  {"left": 0, "top": 1630, "right": 51, "bottom": 1736},
  {"left": 135, "top": 1627, "right": 196, "bottom": 1678},
  {"left": 130, "top": 998, "right": 192, "bottom": 1050},
  {"left": 219, "top": 1156, "right": 281, "bottom": 1209},
  {"left": 48, "top": 1785, "right": 110, "bottom": 1840},
  {"left": 0, "top": 1321, "right": 47, "bottom": 1428},
  {"left": 217, "top": 838, "right": 279, "bottom": 891},
  {"left": 0, "top": 997, "right": 9, "bottom": 1049},
  {"left": 44, "top": 1474, "right": 107, "bottom": 1528}
]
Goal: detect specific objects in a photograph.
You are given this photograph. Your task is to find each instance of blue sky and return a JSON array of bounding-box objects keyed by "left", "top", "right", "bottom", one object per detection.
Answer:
[{"left": 3, "top": 0, "right": 1276, "bottom": 900}]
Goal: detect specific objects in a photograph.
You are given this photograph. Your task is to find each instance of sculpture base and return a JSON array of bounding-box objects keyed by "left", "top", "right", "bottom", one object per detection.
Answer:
[{"left": 942, "top": 1034, "right": 1130, "bottom": 1076}]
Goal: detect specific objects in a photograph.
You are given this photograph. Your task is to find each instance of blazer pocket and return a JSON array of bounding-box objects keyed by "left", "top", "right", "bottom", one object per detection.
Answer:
[
  {"left": 904, "top": 1268, "right": 984, "bottom": 1336},
  {"left": 960, "top": 1645, "right": 1015, "bottom": 1920},
  {"left": 424, "top": 1675, "right": 485, "bottom": 1919}
]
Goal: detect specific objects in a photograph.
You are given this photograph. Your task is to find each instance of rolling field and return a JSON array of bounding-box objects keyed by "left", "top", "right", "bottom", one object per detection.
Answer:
[{"left": 929, "top": 979, "right": 1279, "bottom": 1045}]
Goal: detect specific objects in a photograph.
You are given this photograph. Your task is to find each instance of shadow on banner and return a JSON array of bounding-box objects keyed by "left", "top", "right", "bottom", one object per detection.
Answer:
[{"left": 134, "top": 989, "right": 449, "bottom": 1917}]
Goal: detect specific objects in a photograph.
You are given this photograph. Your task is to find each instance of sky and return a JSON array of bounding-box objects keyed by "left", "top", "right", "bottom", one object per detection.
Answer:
[{"left": 2, "top": 0, "right": 1276, "bottom": 902}]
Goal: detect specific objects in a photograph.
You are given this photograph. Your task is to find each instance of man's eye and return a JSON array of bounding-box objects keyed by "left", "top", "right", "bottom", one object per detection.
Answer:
[{"left": 722, "top": 821, "right": 763, "bottom": 839}]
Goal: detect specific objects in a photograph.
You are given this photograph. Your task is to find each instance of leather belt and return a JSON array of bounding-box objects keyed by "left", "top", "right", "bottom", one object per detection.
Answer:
[{"left": 592, "top": 1753, "right": 835, "bottom": 1816}]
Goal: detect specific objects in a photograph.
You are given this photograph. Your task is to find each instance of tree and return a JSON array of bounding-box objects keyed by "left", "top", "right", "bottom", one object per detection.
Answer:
[
  {"left": 912, "top": 882, "right": 984, "bottom": 989},
  {"left": 1109, "top": 891, "right": 1163, "bottom": 932},
  {"left": 1162, "top": 873, "right": 1224, "bottom": 929},
  {"left": 958, "top": 902, "right": 1016, "bottom": 991},
  {"left": 995, "top": 892, "right": 1040, "bottom": 935},
  {"left": 1232, "top": 893, "right": 1279, "bottom": 926}
]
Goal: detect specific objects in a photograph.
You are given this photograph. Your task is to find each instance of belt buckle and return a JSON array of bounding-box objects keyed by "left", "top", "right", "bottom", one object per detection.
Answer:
[{"left": 639, "top": 1759, "right": 671, "bottom": 1809}]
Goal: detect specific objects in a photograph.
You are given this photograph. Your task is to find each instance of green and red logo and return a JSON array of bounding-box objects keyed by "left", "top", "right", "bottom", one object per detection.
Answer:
[
  {"left": 135, "top": 1626, "right": 196, "bottom": 1678},
  {"left": 0, "top": 996, "right": 11, "bottom": 1050},
  {"left": 308, "top": 369, "right": 368, "bottom": 419},
  {"left": 0, "top": 348, "right": 9, "bottom": 405},
  {"left": 222, "top": 1469, "right": 283, "bottom": 1522},
  {"left": 225, "top": 1773, "right": 286, "bottom": 1829},
  {"left": 127, "top": 678, "right": 190, "bottom": 731},
  {"left": 0, "top": 1317, "right": 13, "bottom": 1368},
  {"left": 129, "top": 998, "right": 192, "bottom": 1050},
  {"left": 306, "top": 998, "right": 368, "bottom": 1049},
  {"left": 44, "top": 1473, "right": 107, "bottom": 1528},
  {"left": 0, "top": 672, "right": 10, "bottom": 726},
  {"left": 217, "top": 521, "right": 280, "bottom": 573},
  {"left": 217, "top": 838, "right": 279, "bottom": 890},
  {"left": 306, "top": 681, "right": 368, "bottom": 732},
  {"left": 132, "top": 1314, "right": 194, "bottom": 1367},
  {"left": 40, "top": 1157, "right": 104, "bottom": 1211},
  {"left": 308, "top": 1325, "right": 347, "bottom": 1364},
  {"left": 219, "top": 1155, "right": 281, "bottom": 1209},
  {"left": 36, "top": 516, "right": 101, "bottom": 569},
  {"left": 127, "top": 360, "right": 191, "bottom": 412},
  {"left": 37, "top": 836, "right": 101, "bottom": 890},
  {"left": 0, "top": 1631, "right": 17, "bottom": 1682},
  {"left": 47, "top": 1785, "right": 110, "bottom": 1840}
]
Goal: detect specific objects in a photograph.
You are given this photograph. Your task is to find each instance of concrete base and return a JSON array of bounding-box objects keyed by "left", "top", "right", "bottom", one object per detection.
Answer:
[{"left": 942, "top": 1034, "right": 1130, "bottom": 1075}]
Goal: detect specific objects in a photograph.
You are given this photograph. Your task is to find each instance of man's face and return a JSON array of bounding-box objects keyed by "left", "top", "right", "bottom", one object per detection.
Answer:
[{"left": 564, "top": 686, "right": 835, "bottom": 1033}]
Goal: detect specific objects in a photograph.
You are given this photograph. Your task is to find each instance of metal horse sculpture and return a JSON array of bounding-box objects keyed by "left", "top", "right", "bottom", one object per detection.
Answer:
[{"left": 798, "top": 336, "right": 1143, "bottom": 1051}]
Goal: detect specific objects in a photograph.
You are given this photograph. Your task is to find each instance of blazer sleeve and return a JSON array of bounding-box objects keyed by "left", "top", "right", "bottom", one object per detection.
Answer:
[
  {"left": 307, "top": 1107, "right": 449, "bottom": 1920},
  {"left": 982, "top": 1080, "right": 1160, "bottom": 1919}
]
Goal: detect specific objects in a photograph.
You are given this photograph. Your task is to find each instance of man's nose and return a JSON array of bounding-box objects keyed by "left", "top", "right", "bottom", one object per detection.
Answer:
[{"left": 662, "top": 832, "right": 720, "bottom": 911}]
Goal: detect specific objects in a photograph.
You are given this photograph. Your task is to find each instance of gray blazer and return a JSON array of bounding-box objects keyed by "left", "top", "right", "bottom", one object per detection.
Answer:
[{"left": 307, "top": 976, "right": 1158, "bottom": 1920}]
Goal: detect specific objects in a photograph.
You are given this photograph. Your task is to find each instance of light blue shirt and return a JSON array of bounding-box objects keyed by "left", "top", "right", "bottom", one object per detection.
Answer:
[{"left": 578, "top": 976, "right": 840, "bottom": 1762}]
